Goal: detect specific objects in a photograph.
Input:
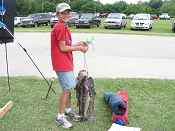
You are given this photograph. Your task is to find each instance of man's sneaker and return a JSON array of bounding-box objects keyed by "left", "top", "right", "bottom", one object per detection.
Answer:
[
  {"left": 65, "top": 110, "right": 81, "bottom": 122},
  {"left": 55, "top": 116, "right": 73, "bottom": 129}
]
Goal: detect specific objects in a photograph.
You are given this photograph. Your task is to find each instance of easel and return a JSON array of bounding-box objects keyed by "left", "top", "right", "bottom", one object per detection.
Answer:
[{"left": 0, "top": 22, "right": 55, "bottom": 99}]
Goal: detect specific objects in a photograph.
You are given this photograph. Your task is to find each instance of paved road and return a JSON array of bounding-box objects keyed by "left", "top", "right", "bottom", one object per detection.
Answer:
[{"left": 0, "top": 32, "right": 175, "bottom": 79}]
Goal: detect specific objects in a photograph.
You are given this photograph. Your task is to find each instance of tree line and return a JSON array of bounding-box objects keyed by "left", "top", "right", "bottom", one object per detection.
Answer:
[{"left": 16, "top": 0, "right": 175, "bottom": 16}]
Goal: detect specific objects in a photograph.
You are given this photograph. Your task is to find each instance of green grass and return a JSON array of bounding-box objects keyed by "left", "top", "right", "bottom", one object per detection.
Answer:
[
  {"left": 0, "top": 77, "right": 175, "bottom": 131},
  {"left": 15, "top": 20, "right": 175, "bottom": 37},
  {"left": 152, "top": 20, "right": 172, "bottom": 33}
]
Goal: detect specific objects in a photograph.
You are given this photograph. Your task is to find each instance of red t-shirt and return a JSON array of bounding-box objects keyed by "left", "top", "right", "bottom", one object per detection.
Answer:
[{"left": 51, "top": 20, "right": 73, "bottom": 71}]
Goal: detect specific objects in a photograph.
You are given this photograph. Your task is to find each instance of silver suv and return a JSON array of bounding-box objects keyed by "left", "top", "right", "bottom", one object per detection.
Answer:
[
  {"left": 21, "top": 13, "right": 51, "bottom": 27},
  {"left": 104, "top": 13, "right": 127, "bottom": 29}
]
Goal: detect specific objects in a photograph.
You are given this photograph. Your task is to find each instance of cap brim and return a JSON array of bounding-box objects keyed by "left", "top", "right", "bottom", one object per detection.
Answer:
[{"left": 59, "top": 8, "right": 72, "bottom": 13}]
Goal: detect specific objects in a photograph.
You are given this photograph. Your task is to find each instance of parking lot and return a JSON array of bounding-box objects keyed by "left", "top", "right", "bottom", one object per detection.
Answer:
[
  {"left": 1, "top": 32, "right": 175, "bottom": 79},
  {"left": 14, "top": 12, "right": 175, "bottom": 36},
  {"left": 15, "top": 19, "right": 175, "bottom": 37}
]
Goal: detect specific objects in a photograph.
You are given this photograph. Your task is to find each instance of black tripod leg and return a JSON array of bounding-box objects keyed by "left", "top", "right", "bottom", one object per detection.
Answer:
[
  {"left": 17, "top": 43, "right": 56, "bottom": 95},
  {"left": 45, "top": 79, "right": 53, "bottom": 99},
  {"left": 3, "top": 26, "right": 55, "bottom": 98},
  {"left": 4, "top": 43, "right": 11, "bottom": 92}
]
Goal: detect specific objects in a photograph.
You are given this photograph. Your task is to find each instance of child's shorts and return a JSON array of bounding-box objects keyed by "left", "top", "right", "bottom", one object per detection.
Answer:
[{"left": 56, "top": 71, "right": 76, "bottom": 91}]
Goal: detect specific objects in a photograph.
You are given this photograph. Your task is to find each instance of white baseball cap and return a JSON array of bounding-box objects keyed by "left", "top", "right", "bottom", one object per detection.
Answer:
[{"left": 56, "top": 3, "right": 72, "bottom": 13}]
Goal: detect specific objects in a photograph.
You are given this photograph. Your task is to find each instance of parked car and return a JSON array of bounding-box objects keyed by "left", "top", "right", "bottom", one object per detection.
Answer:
[
  {"left": 50, "top": 13, "right": 58, "bottom": 28},
  {"left": 36, "top": 13, "right": 52, "bottom": 26},
  {"left": 21, "top": 15, "right": 35, "bottom": 27},
  {"left": 151, "top": 14, "right": 159, "bottom": 20},
  {"left": 67, "top": 12, "right": 79, "bottom": 27},
  {"left": 75, "top": 13, "right": 101, "bottom": 28},
  {"left": 131, "top": 13, "right": 153, "bottom": 30},
  {"left": 104, "top": 13, "right": 127, "bottom": 29},
  {"left": 50, "top": 12, "right": 79, "bottom": 28},
  {"left": 99, "top": 12, "right": 109, "bottom": 18},
  {"left": 172, "top": 20, "right": 175, "bottom": 33},
  {"left": 14, "top": 17, "right": 24, "bottom": 27},
  {"left": 21, "top": 13, "right": 52, "bottom": 27},
  {"left": 159, "top": 13, "right": 170, "bottom": 20}
]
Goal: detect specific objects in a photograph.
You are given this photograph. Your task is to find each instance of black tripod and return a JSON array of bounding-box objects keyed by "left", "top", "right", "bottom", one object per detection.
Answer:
[{"left": 0, "top": 23, "right": 56, "bottom": 99}]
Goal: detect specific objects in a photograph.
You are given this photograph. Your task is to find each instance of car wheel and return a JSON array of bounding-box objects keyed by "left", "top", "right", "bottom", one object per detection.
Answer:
[
  {"left": 119, "top": 23, "right": 122, "bottom": 29},
  {"left": 89, "top": 24, "right": 92, "bottom": 28},
  {"left": 119, "top": 26, "right": 122, "bottom": 29},
  {"left": 34, "top": 23, "right": 38, "bottom": 27},
  {"left": 76, "top": 26, "right": 79, "bottom": 28},
  {"left": 16, "top": 24, "right": 20, "bottom": 27}
]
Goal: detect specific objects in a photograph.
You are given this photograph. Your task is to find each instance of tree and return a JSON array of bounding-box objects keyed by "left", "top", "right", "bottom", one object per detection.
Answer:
[
  {"left": 43, "top": 1, "right": 55, "bottom": 12},
  {"left": 103, "top": 4, "right": 114, "bottom": 13},
  {"left": 16, "top": 0, "right": 175, "bottom": 16},
  {"left": 16, "top": 0, "right": 30, "bottom": 16},
  {"left": 113, "top": 1, "right": 127, "bottom": 13},
  {"left": 93, "top": 1, "right": 104, "bottom": 12},
  {"left": 70, "top": 0, "right": 87, "bottom": 12},
  {"left": 160, "top": 0, "right": 175, "bottom": 16},
  {"left": 149, "top": 0, "right": 163, "bottom": 9}
]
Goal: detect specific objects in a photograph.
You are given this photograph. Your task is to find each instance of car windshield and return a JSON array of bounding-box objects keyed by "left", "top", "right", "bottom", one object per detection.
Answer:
[
  {"left": 28, "top": 14, "right": 41, "bottom": 18},
  {"left": 80, "top": 14, "right": 93, "bottom": 19},
  {"left": 108, "top": 14, "right": 122, "bottom": 19},
  {"left": 133, "top": 15, "right": 149, "bottom": 20},
  {"left": 73, "top": 15, "right": 79, "bottom": 19},
  {"left": 27, "top": 15, "right": 35, "bottom": 18}
]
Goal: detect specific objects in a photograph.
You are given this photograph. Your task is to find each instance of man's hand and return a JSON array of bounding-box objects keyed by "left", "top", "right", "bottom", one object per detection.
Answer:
[
  {"left": 76, "top": 41, "right": 88, "bottom": 53},
  {"left": 78, "top": 45, "right": 88, "bottom": 53},
  {"left": 76, "top": 41, "right": 88, "bottom": 47}
]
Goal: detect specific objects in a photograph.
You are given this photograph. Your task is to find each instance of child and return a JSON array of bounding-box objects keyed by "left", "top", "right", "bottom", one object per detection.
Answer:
[{"left": 51, "top": 3, "right": 88, "bottom": 129}]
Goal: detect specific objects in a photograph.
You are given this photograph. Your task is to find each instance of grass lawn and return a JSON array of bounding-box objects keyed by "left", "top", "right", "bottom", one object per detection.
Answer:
[
  {"left": 15, "top": 20, "right": 175, "bottom": 37},
  {"left": 0, "top": 77, "right": 175, "bottom": 131}
]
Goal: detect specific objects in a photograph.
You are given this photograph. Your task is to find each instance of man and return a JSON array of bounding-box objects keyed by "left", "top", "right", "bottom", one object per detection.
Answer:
[{"left": 51, "top": 3, "right": 88, "bottom": 129}]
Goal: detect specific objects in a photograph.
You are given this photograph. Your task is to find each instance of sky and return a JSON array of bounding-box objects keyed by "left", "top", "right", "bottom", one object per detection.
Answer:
[{"left": 98, "top": 0, "right": 150, "bottom": 4}]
